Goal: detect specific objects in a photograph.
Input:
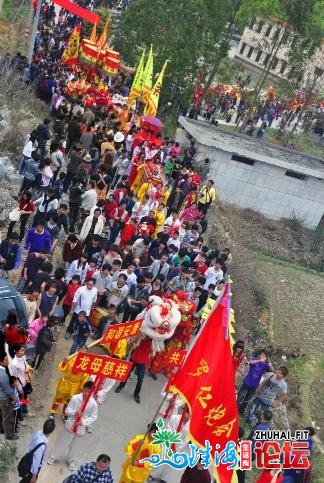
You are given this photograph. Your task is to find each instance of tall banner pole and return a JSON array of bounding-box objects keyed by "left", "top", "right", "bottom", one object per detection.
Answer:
[{"left": 28, "top": 0, "right": 42, "bottom": 63}]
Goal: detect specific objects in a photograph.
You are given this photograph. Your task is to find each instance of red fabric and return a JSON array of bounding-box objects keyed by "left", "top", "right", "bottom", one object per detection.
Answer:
[
  {"left": 131, "top": 338, "right": 152, "bottom": 365},
  {"left": 256, "top": 470, "right": 283, "bottom": 483},
  {"left": 119, "top": 224, "right": 136, "bottom": 248},
  {"left": 19, "top": 200, "right": 35, "bottom": 212},
  {"left": 171, "top": 284, "right": 238, "bottom": 483},
  {"left": 63, "top": 283, "right": 81, "bottom": 307},
  {"left": 104, "top": 200, "right": 117, "bottom": 219},
  {"left": 84, "top": 268, "right": 96, "bottom": 283},
  {"left": 53, "top": 0, "right": 101, "bottom": 24},
  {"left": 4, "top": 326, "right": 27, "bottom": 345}
]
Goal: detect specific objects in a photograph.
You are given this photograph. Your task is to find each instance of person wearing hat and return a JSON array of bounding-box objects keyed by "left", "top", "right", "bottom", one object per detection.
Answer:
[
  {"left": 114, "top": 131, "right": 125, "bottom": 144},
  {"left": 76, "top": 155, "right": 91, "bottom": 187},
  {"left": 0, "top": 232, "right": 22, "bottom": 279}
]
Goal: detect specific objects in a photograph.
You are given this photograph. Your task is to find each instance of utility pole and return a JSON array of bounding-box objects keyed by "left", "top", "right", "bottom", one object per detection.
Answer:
[{"left": 27, "top": 0, "right": 41, "bottom": 64}]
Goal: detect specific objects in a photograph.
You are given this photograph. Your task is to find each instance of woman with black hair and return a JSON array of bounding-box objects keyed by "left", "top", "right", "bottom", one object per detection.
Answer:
[{"left": 7, "top": 191, "right": 35, "bottom": 242}]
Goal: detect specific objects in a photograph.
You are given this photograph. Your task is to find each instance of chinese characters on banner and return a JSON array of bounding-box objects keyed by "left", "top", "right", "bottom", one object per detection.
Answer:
[
  {"left": 170, "top": 284, "right": 238, "bottom": 483},
  {"left": 72, "top": 352, "right": 133, "bottom": 382},
  {"left": 101, "top": 319, "right": 143, "bottom": 343},
  {"left": 165, "top": 349, "right": 187, "bottom": 367}
]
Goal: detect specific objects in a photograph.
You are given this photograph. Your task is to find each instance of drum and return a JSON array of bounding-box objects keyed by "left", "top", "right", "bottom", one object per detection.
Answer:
[{"left": 90, "top": 307, "right": 108, "bottom": 328}]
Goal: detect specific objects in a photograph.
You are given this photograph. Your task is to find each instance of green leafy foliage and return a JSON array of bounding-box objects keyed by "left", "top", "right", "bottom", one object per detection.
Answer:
[{"left": 114, "top": 0, "right": 229, "bottom": 108}]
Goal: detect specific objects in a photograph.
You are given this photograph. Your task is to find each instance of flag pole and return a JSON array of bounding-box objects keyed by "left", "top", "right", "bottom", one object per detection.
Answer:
[
  {"left": 27, "top": 0, "right": 41, "bottom": 64},
  {"left": 130, "top": 391, "right": 169, "bottom": 466}
]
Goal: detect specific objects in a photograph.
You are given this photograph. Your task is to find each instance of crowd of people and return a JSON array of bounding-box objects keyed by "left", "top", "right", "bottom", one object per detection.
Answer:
[{"left": 0, "top": 2, "right": 318, "bottom": 483}]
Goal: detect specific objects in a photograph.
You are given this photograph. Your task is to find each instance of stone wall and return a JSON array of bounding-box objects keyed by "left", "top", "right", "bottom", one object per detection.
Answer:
[{"left": 176, "top": 118, "right": 324, "bottom": 229}]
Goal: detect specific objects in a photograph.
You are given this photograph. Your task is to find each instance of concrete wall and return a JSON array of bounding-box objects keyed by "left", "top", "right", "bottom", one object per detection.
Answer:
[
  {"left": 175, "top": 124, "right": 324, "bottom": 229},
  {"left": 204, "top": 145, "right": 324, "bottom": 228}
]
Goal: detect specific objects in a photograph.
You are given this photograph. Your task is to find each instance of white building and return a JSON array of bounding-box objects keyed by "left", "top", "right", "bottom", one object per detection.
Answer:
[{"left": 234, "top": 17, "right": 324, "bottom": 87}]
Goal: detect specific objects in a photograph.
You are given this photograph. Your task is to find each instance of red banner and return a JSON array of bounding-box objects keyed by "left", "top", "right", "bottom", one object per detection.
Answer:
[
  {"left": 164, "top": 349, "right": 187, "bottom": 367},
  {"left": 53, "top": 0, "right": 101, "bottom": 24},
  {"left": 101, "top": 319, "right": 143, "bottom": 343},
  {"left": 170, "top": 284, "right": 238, "bottom": 483},
  {"left": 72, "top": 352, "right": 133, "bottom": 381}
]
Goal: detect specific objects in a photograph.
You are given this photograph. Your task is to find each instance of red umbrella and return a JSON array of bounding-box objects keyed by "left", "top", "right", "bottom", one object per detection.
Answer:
[{"left": 143, "top": 116, "right": 163, "bottom": 128}]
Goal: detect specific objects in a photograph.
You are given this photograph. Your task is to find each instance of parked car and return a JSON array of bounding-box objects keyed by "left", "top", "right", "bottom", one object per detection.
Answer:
[{"left": 0, "top": 277, "right": 28, "bottom": 328}]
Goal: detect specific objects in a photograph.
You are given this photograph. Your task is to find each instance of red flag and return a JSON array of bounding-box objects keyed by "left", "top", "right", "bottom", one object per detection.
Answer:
[
  {"left": 53, "top": 0, "right": 101, "bottom": 24},
  {"left": 170, "top": 284, "right": 238, "bottom": 483}
]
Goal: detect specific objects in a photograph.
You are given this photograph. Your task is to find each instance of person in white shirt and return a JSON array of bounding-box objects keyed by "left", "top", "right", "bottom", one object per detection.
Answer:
[
  {"left": 79, "top": 208, "right": 105, "bottom": 242},
  {"left": 22, "top": 132, "right": 38, "bottom": 158},
  {"left": 81, "top": 181, "right": 97, "bottom": 212},
  {"left": 120, "top": 262, "right": 137, "bottom": 288},
  {"left": 203, "top": 259, "right": 224, "bottom": 290},
  {"left": 26, "top": 418, "right": 56, "bottom": 483},
  {"left": 108, "top": 274, "right": 129, "bottom": 311},
  {"left": 47, "top": 381, "right": 97, "bottom": 472},
  {"left": 132, "top": 237, "right": 151, "bottom": 258},
  {"left": 65, "top": 279, "right": 97, "bottom": 338},
  {"left": 167, "top": 231, "right": 181, "bottom": 251},
  {"left": 132, "top": 196, "right": 150, "bottom": 222}
]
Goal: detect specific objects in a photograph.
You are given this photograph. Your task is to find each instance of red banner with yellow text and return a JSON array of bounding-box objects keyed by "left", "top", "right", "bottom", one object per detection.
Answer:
[
  {"left": 101, "top": 319, "right": 143, "bottom": 343},
  {"left": 72, "top": 352, "right": 133, "bottom": 381},
  {"left": 170, "top": 284, "right": 238, "bottom": 483}
]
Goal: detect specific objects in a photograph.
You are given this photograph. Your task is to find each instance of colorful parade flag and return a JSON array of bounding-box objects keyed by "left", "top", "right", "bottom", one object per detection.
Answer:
[
  {"left": 98, "top": 16, "right": 111, "bottom": 49},
  {"left": 170, "top": 284, "right": 239, "bottom": 483},
  {"left": 144, "top": 60, "right": 168, "bottom": 116},
  {"left": 61, "top": 24, "right": 81, "bottom": 65},
  {"left": 141, "top": 45, "right": 154, "bottom": 105},
  {"left": 89, "top": 22, "right": 97, "bottom": 43},
  {"left": 99, "top": 47, "right": 121, "bottom": 76},
  {"left": 79, "top": 38, "right": 99, "bottom": 67},
  {"left": 127, "top": 50, "right": 146, "bottom": 108}
]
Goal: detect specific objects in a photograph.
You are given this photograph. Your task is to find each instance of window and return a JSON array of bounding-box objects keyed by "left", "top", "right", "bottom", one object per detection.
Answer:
[
  {"left": 272, "top": 28, "right": 280, "bottom": 42},
  {"left": 265, "top": 24, "right": 272, "bottom": 37},
  {"left": 256, "top": 21, "right": 264, "bottom": 33},
  {"left": 247, "top": 46, "right": 254, "bottom": 58},
  {"left": 231, "top": 154, "right": 255, "bottom": 166},
  {"left": 271, "top": 57, "right": 279, "bottom": 70},
  {"left": 249, "top": 16, "right": 256, "bottom": 29},
  {"left": 280, "top": 60, "right": 287, "bottom": 74},
  {"left": 263, "top": 54, "right": 270, "bottom": 66},
  {"left": 255, "top": 50, "right": 262, "bottom": 62},
  {"left": 240, "top": 42, "right": 247, "bottom": 55},
  {"left": 285, "top": 170, "right": 307, "bottom": 181}
]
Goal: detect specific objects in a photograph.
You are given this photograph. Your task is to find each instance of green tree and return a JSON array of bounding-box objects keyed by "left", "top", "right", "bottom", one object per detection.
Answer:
[{"left": 113, "top": 0, "right": 229, "bottom": 112}]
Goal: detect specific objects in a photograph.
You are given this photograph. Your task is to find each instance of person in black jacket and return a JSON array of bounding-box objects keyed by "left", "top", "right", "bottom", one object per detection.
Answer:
[
  {"left": 166, "top": 186, "right": 185, "bottom": 216},
  {"left": 32, "top": 318, "right": 56, "bottom": 369},
  {"left": 36, "top": 118, "right": 51, "bottom": 158},
  {"left": 68, "top": 178, "right": 84, "bottom": 232},
  {"left": 66, "top": 116, "right": 82, "bottom": 153}
]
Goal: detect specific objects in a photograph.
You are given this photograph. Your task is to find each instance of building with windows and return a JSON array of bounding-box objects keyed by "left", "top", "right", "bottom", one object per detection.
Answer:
[
  {"left": 234, "top": 17, "right": 324, "bottom": 87},
  {"left": 176, "top": 116, "right": 324, "bottom": 229}
]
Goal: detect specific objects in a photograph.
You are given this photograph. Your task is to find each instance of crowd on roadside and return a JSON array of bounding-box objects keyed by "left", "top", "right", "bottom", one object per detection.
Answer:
[{"left": 0, "top": 2, "right": 318, "bottom": 483}]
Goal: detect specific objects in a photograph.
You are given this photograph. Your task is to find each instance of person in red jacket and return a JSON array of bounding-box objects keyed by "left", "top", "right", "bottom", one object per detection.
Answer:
[
  {"left": 103, "top": 194, "right": 117, "bottom": 221},
  {"left": 61, "top": 275, "right": 81, "bottom": 324},
  {"left": 119, "top": 218, "right": 137, "bottom": 249},
  {"left": 4, "top": 312, "right": 28, "bottom": 359}
]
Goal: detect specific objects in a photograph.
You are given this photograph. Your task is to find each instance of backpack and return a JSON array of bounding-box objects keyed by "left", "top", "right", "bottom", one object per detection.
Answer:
[{"left": 17, "top": 442, "right": 46, "bottom": 477}]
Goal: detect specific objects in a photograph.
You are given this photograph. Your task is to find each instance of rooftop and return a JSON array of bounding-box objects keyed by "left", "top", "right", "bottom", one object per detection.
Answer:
[{"left": 178, "top": 116, "right": 324, "bottom": 179}]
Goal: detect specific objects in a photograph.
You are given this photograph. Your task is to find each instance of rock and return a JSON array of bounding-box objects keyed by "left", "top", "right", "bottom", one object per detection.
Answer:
[{"left": 0, "top": 156, "right": 15, "bottom": 178}]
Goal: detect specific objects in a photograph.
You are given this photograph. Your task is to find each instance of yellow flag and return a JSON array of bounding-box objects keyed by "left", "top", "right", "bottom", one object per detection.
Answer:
[
  {"left": 144, "top": 60, "right": 168, "bottom": 117},
  {"left": 61, "top": 24, "right": 81, "bottom": 65},
  {"left": 141, "top": 45, "right": 154, "bottom": 105},
  {"left": 98, "top": 16, "right": 111, "bottom": 49},
  {"left": 89, "top": 23, "right": 97, "bottom": 43},
  {"left": 127, "top": 49, "right": 146, "bottom": 108}
]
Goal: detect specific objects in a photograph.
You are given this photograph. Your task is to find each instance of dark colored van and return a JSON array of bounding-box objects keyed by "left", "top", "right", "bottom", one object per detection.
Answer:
[{"left": 0, "top": 277, "right": 28, "bottom": 328}]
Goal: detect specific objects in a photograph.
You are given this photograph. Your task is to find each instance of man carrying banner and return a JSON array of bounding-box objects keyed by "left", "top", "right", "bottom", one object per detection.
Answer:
[
  {"left": 119, "top": 423, "right": 160, "bottom": 483},
  {"left": 47, "top": 380, "right": 98, "bottom": 472}
]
